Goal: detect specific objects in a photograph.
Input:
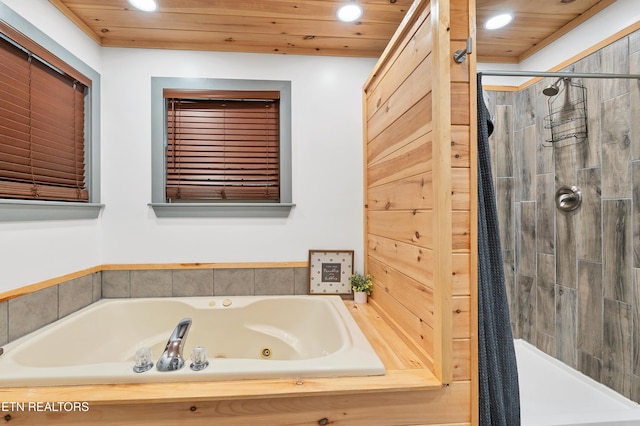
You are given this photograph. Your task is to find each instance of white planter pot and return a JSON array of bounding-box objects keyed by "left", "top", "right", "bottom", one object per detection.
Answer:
[{"left": 354, "top": 291, "right": 368, "bottom": 304}]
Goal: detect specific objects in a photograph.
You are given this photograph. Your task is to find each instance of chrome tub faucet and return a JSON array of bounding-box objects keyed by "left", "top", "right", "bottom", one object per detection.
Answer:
[{"left": 156, "top": 318, "right": 192, "bottom": 371}]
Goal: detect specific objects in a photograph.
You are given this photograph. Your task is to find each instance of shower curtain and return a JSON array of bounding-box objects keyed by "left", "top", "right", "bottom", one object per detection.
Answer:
[{"left": 477, "top": 73, "right": 521, "bottom": 425}]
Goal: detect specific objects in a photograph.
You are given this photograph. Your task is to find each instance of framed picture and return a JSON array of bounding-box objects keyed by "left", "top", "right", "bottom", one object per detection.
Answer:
[{"left": 308, "top": 250, "right": 354, "bottom": 295}]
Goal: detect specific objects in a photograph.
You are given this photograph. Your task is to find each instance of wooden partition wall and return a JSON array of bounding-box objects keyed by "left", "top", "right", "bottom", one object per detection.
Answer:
[{"left": 363, "top": 0, "right": 476, "bottom": 409}]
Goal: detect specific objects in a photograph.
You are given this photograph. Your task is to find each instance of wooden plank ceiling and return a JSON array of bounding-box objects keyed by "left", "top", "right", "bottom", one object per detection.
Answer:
[
  {"left": 476, "top": 0, "right": 615, "bottom": 63},
  {"left": 48, "top": 0, "right": 615, "bottom": 61}
]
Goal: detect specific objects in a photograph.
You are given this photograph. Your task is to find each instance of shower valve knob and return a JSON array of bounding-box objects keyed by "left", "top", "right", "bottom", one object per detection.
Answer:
[{"left": 555, "top": 185, "right": 582, "bottom": 212}]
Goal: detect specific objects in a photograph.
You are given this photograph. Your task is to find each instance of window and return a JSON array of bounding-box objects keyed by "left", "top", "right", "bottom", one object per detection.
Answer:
[
  {"left": 150, "top": 78, "right": 293, "bottom": 218},
  {"left": 0, "top": 5, "right": 101, "bottom": 221},
  {"left": 0, "top": 34, "right": 88, "bottom": 202},
  {"left": 164, "top": 90, "right": 280, "bottom": 203}
]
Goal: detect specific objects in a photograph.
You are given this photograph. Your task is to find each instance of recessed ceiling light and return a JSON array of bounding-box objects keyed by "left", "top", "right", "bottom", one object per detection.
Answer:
[
  {"left": 484, "top": 13, "right": 513, "bottom": 30},
  {"left": 128, "top": 0, "right": 157, "bottom": 12},
  {"left": 337, "top": 3, "right": 363, "bottom": 22}
]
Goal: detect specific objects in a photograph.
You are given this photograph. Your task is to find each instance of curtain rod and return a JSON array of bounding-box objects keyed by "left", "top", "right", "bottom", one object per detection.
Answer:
[{"left": 478, "top": 70, "right": 640, "bottom": 79}]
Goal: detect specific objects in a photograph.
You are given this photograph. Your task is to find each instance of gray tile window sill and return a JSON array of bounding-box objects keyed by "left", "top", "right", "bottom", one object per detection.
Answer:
[
  {"left": 0, "top": 200, "right": 104, "bottom": 222},
  {"left": 149, "top": 203, "right": 295, "bottom": 218}
]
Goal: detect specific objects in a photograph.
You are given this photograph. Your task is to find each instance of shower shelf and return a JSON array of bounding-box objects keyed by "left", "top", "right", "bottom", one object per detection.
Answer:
[{"left": 543, "top": 78, "right": 588, "bottom": 145}]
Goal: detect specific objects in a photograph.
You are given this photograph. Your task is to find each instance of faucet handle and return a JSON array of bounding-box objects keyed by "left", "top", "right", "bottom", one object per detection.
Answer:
[
  {"left": 133, "top": 347, "right": 154, "bottom": 373},
  {"left": 190, "top": 346, "right": 210, "bottom": 371}
]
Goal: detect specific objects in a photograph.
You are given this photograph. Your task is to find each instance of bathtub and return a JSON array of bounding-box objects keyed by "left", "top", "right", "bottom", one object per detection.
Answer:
[
  {"left": 0, "top": 296, "right": 385, "bottom": 387},
  {"left": 515, "top": 339, "right": 640, "bottom": 426}
]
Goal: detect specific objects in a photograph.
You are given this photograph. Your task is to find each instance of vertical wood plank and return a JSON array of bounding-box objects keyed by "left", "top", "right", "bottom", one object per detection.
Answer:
[
  {"left": 536, "top": 253, "right": 556, "bottom": 337},
  {"left": 633, "top": 162, "right": 640, "bottom": 268},
  {"left": 556, "top": 207, "right": 577, "bottom": 289},
  {"left": 603, "top": 298, "right": 632, "bottom": 397},
  {"left": 576, "top": 167, "right": 602, "bottom": 262},
  {"left": 536, "top": 173, "right": 555, "bottom": 255},
  {"left": 556, "top": 284, "right": 577, "bottom": 368},
  {"left": 603, "top": 199, "right": 632, "bottom": 304},
  {"left": 516, "top": 274, "right": 535, "bottom": 341},
  {"left": 577, "top": 260, "right": 603, "bottom": 357},
  {"left": 632, "top": 268, "right": 640, "bottom": 377},
  {"left": 518, "top": 201, "right": 536, "bottom": 278},
  {"left": 601, "top": 94, "right": 632, "bottom": 199},
  {"left": 431, "top": 0, "right": 453, "bottom": 384}
]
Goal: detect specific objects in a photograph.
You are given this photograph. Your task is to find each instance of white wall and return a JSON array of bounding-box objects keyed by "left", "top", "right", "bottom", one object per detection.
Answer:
[
  {"left": 100, "top": 48, "right": 374, "bottom": 268},
  {"left": 0, "top": 0, "right": 375, "bottom": 294},
  {"left": 0, "top": 0, "right": 102, "bottom": 293},
  {"left": 0, "top": 0, "right": 101, "bottom": 71}
]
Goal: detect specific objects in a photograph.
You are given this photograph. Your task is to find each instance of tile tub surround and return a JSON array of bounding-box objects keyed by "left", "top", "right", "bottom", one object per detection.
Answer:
[
  {"left": 101, "top": 267, "right": 310, "bottom": 298},
  {"left": 0, "top": 273, "right": 101, "bottom": 347},
  {"left": 485, "top": 29, "right": 640, "bottom": 402},
  {"left": 0, "top": 266, "right": 309, "bottom": 347}
]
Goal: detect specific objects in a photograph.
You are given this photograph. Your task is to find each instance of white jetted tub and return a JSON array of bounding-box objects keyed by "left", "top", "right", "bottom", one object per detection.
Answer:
[
  {"left": 516, "top": 339, "right": 640, "bottom": 426},
  {"left": 0, "top": 296, "right": 385, "bottom": 387}
]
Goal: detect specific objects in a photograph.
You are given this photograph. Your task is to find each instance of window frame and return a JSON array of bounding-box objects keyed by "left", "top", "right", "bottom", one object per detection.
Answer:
[
  {"left": 150, "top": 77, "right": 293, "bottom": 218},
  {"left": 0, "top": 4, "right": 102, "bottom": 222}
]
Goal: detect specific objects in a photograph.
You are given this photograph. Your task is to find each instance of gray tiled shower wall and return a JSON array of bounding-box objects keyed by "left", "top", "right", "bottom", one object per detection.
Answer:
[
  {"left": 0, "top": 267, "right": 309, "bottom": 348},
  {"left": 485, "top": 29, "right": 640, "bottom": 402}
]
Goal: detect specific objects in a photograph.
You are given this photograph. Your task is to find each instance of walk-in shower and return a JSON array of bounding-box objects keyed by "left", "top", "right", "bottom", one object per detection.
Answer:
[{"left": 478, "top": 67, "right": 640, "bottom": 425}]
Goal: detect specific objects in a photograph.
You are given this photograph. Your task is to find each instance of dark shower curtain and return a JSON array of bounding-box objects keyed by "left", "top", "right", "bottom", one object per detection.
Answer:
[{"left": 476, "top": 73, "right": 521, "bottom": 425}]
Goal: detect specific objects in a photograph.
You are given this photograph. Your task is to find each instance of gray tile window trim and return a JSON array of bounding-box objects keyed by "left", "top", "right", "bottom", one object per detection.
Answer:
[
  {"left": 149, "top": 77, "right": 294, "bottom": 218},
  {"left": 0, "top": 3, "right": 102, "bottom": 222}
]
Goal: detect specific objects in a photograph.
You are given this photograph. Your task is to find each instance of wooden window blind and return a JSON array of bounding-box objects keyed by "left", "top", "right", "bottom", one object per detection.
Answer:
[
  {"left": 165, "top": 90, "right": 280, "bottom": 202},
  {"left": 0, "top": 25, "right": 89, "bottom": 202}
]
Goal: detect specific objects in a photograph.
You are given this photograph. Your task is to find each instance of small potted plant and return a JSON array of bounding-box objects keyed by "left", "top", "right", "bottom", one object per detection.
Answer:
[{"left": 349, "top": 273, "right": 373, "bottom": 304}]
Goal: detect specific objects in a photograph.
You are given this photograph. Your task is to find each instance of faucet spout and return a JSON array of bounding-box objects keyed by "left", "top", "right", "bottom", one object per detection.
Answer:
[{"left": 156, "top": 318, "right": 191, "bottom": 371}]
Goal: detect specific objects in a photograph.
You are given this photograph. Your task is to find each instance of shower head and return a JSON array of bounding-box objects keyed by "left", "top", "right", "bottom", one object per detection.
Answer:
[
  {"left": 542, "top": 83, "right": 560, "bottom": 97},
  {"left": 542, "top": 77, "right": 571, "bottom": 97}
]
